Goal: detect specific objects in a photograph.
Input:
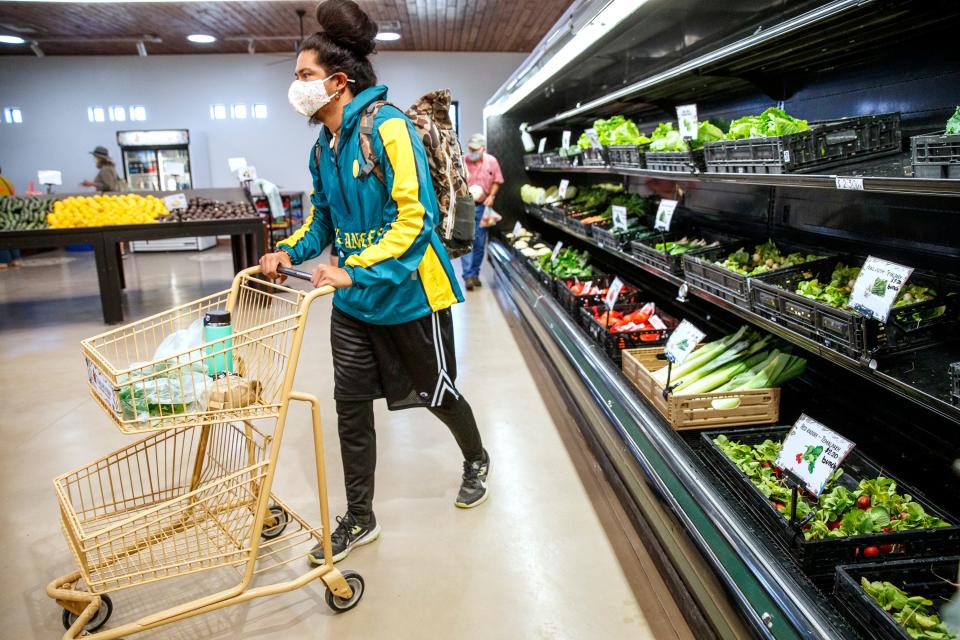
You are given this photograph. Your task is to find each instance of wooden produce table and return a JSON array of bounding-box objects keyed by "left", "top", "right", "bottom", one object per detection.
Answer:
[{"left": 0, "top": 218, "right": 264, "bottom": 324}]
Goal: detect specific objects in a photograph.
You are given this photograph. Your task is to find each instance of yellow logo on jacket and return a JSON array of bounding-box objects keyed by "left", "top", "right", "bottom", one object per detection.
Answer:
[{"left": 352, "top": 159, "right": 360, "bottom": 178}]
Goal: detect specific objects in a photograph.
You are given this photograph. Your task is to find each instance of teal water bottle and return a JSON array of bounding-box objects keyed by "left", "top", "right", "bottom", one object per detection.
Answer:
[{"left": 203, "top": 310, "right": 234, "bottom": 377}]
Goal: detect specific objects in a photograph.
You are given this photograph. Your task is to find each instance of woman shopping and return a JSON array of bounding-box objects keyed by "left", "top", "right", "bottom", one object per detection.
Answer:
[{"left": 259, "top": 0, "right": 489, "bottom": 566}]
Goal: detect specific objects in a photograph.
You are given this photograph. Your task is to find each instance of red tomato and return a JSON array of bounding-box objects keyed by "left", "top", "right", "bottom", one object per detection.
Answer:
[{"left": 862, "top": 546, "right": 880, "bottom": 558}]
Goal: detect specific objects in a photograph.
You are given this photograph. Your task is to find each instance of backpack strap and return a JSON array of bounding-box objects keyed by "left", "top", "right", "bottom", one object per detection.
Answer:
[{"left": 358, "top": 101, "right": 390, "bottom": 185}]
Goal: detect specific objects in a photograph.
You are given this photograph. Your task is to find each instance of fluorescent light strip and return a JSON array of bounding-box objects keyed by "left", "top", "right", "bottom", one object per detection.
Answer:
[{"left": 485, "top": 0, "right": 650, "bottom": 119}]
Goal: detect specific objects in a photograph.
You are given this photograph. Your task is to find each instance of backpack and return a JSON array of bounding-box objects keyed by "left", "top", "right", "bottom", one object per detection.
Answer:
[{"left": 315, "top": 90, "right": 476, "bottom": 258}]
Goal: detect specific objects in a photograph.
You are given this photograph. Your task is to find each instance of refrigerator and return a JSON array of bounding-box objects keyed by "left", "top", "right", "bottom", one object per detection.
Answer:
[{"left": 117, "top": 129, "right": 193, "bottom": 192}]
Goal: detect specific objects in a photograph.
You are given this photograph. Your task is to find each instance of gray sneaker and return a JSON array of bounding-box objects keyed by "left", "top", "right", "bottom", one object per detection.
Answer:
[
  {"left": 308, "top": 512, "right": 380, "bottom": 565},
  {"left": 455, "top": 449, "right": 490, "bottom": 508}
]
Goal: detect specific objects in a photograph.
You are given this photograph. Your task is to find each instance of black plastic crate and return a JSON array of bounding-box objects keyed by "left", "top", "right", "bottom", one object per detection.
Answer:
[
  {"left": 645, "top": 149, "right": 706, "bottom": 173},
  {"left": 542, "top": 152, "right": 572, "bottom": 168},
  {"left": 911, "top": 132, "right": 960, "bottom": 179},
  {"left": 750, "top": 259, "right": 960, "bottom": 360},
  {"left": 555, "top": 274, "right": 640, "bottom": 321},
  {"left": 682, "top": 242, "right": 830, "bottom": 310},
  {"left": 523, "top": 153, "right": 544, "bottom": 169},
  {"left": 581, "top": 147, "right": 607, "bottom": 167},
  {"left": 949, "top": 362, "right": 960, "bottom": 405},
  {"left": 590, "top": 223, "right": 654, "bottom": 252},
  {"left": 580, "top": 304, "right": 677, "bottom": 363},
  {"left": 539, "top": 204, "right": 568, "bottom": 226},
  {"left": 522, "top": 203, "right": 544, "bottom": 220},
  {"left": 700, "top": 426, "right": 960, "bottom": 586},
  {"left": 704, "top": 112, "right": 902, "bottom": 175},
  {"left": 562, "top": 212, "right": 598, "bottom": 238},
  {"left": 607, "top": 144, "right": 645, "bottom": 168},
  {"left": 835, "top": 556, "right": 960, "bottom": 640},
  {"left": 629, "top": 231, "right": 742, "bottom": 276}
]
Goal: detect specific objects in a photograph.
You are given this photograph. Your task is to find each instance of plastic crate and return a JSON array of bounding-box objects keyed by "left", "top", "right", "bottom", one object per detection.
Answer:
[
  {"left": 555, "top": 274, "right": 642, "bottom": 322},
  {"left": 704, "top": 112, "right": 902, "bottom": 174},
  {"left": 562, "top": 211, "right": 598, "bottom": 237},
  {"left": 645, "top": 149, "right": 706, "bottom": 173},
  {"left": 622, "top": 347, "right": 780, "bottom": 430},
  {"left": 590, "top": 223, "right": 655, "bottom": 252},
  {"left": 579, "top": 304, "right": 676, "bottom": 363},
  {"left": 911, "top": 132, "right": 960, "bottom": 179},
  {"left": 629, "top": 231, "right": 741, "bottom": 275},
  {"left": 523, "top": 153, "right": 544, "bottom": 169},
  {"left": 699, "top": 426, "right": 960, "bottom": 586},
  {"left": 951, "top": 362, "right": 960, "bottom": 405},
  {"left": 835, "top": 557, "right": 960, "bottom": 640},
  {"left": 542, "top": 152, "right": 572, "bottom": 168},
  {"left": 682, "top": 243, "right": 830, "bottom": 310},
  {"left": 750, "top": 260, "right": 960, "bottom": 360},
  {"left": 581, "top": 147, "right": 607, "bottom": 167},
  {"left": 539, "top": 204, "right": 569, "bottom": 227},
  {"left": 522, "top": 203, "right": 544, "bottom": 220},
  {"left": 607, "top": 145, "right": 645, "bottom": 168}
]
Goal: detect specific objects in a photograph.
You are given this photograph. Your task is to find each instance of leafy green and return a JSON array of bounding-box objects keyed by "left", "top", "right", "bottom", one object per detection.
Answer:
[
  {"left": 946, "top": 106, "right": 960, "bottom": 136},
  {"left": 726, "top": 107, "right": 810, "bottom": 140},
  {"left": 536, "top": 248, "right": 593, "bottom": 278},
  {"left": 579, "top": 116, "right": 650, "bottom": 148},
  {"left": 714, "top": 240, "right": 823, "bottom": 276},
  {"left": 793, "top": 263, "right": 941, "bottom": 318},
  {"left": 861, "top": 578, "right": 958, "bottom": 640}
]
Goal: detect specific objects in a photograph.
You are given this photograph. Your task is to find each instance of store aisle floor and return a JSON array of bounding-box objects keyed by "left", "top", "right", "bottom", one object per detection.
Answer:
[{"left": 0, "top": 247, "right": 692, "bottom": 640}]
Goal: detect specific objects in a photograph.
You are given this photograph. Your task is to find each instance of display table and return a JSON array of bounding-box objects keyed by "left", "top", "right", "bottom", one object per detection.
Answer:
[{"left": 0, "top": 218, "right": 264, "bottom": 324}]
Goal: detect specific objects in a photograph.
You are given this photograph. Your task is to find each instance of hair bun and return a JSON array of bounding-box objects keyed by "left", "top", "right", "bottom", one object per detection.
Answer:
[{"left": 316, "top": 0, "right": 378, "bottom": 57}]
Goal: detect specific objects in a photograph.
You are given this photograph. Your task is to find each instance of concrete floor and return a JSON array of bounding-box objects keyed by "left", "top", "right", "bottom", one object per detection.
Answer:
[{"left": 0, "top": 245, "right": 693, "bottom": 639}]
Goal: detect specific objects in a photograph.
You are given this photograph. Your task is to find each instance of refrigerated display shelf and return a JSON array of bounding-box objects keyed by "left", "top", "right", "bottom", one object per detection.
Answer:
[
  {"left": 524, "top": 155, "right": 960, "bottom": 199},
  {"left": 488, "top": 239, "right": 859, "bottom": 639},
  {"left": 524, "top": 208, "right": 960, "bottom": 424}
]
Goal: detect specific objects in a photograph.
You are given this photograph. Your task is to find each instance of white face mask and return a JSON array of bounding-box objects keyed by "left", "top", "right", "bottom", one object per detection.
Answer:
[
  {"left": 287, "top": 74, "right": 353, "bottom": 118},
  {"left": 467, "top": 150, "right": 482, "bottom": 161}
]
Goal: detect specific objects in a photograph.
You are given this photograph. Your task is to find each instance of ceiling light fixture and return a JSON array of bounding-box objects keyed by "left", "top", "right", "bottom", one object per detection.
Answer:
[
  {"left": 485, "top": 0, "right": 650, "bottom": 118},
  {"left": 375, "top": 32, "right": 400, "bottom": 42},
  {"left": 187, "top": 34, "right": 216, "bottom": 44},
  {"left": 0, "top": 35, "right": 26, "bottom": 44}
]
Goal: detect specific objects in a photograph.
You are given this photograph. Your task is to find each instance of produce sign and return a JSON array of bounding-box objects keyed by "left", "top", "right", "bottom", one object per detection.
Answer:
[
  {"left": 160, "top": 197, "right": 257, "bottom": 222},
  {"left": 775, "top": 414, "right": 854, "bottom": 496},
  {"left": 0, "top": 196, "right": 52, "bottom": 230},
  {"left": 676, "top": 104, "right": 699, "bottom": 139},
  {"left": 715, "top": 240, "right": 823, "bottom": 276},
  {"left": 860, "top": 578, "right": 958, "bottom": 640},
  {"left": 654, "top": 326, "right": 807, "bottom": 399},
  {"left": 48, "top": 194, "right": 170, "bottom": 228},
  {"left": 795, "top": 262, "right": 938, "bottom": 318},
  {"left": 653, "top": 199, "right": 678, "bottom": 231},
  {"left": 163, "top": 193, "right": 188, "bottom": 211},
  {"left": 725, "top": 107, "right": 810, "bottom": 140},
  {"left": 849, "top": 256, "right": 914, "bottom": 323},
  {"left": 713, "top": 435, "right": 951, "bottom": 542}
]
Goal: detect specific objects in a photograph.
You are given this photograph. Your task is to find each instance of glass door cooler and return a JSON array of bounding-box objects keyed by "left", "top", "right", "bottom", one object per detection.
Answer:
[{"left": 117, "top": 129, "right": 193, "bottom": 192}]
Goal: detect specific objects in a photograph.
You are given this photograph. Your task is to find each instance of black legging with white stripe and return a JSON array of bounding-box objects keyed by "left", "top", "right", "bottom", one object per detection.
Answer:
[{"left": 337, "top": 395, "right": 483, "bottom": 522}]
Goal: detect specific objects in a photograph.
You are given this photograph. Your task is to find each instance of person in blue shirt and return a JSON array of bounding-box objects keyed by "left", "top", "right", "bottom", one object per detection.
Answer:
[{"left": 259, "top": 0, "right": 489, "bottom": 565}]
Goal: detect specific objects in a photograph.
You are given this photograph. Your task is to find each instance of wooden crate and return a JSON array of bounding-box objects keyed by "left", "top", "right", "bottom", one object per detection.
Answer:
[{"left": 621, "top": 347, "right": 780, "bottom": 430}]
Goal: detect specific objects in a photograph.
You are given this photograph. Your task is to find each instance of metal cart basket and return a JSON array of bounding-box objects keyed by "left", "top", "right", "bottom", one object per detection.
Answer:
[{"left": 47, "top": 266, "right": 364, "bottom": 639}]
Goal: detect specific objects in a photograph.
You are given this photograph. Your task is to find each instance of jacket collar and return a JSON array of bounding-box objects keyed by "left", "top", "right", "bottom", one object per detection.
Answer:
[{"left": 342, "top": 85, "right": 389, "bottom": 132}]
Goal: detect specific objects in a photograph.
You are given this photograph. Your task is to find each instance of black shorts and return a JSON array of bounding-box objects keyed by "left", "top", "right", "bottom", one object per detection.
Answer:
[{"left": 330, "top": 306, "right": 462, "bottom": 410}]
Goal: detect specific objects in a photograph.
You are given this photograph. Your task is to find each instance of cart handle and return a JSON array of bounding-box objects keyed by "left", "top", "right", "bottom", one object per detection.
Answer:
[{"left": 277, "top": 266, "right": 314, "bottom": 281}]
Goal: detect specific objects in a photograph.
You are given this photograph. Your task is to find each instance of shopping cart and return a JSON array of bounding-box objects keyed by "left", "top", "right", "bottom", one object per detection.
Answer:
[{"left": 46, "top": 266, "right": 364, "bottom": 639}]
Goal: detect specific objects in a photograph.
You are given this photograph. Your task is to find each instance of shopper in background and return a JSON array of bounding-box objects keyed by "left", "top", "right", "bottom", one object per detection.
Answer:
[
  {"left": 460, "top": 133, "right": 503, "bottom": 290},
  {"left": 81, "top": 146, "right": 123, "bottom": 192},
  {"left": 0, "top": 166, "right": 21, "bottom": 269},
  {"left": 259, "top": 0, "right": 489, "bottom": 566}
]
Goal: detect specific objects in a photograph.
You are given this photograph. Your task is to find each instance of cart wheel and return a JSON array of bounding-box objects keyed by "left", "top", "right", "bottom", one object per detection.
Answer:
[
  {"left": 261, "top": 505, "right": 289, "bottom": 540},
  {"left": 325, "top": 570, "right": 364, "bottom": 613},
  {"left": 62, "top": 594, "right": 113, "bottom": 633}
]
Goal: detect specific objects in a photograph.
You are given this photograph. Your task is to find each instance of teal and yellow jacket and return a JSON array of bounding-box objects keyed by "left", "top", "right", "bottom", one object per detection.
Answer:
[{"left": 278, "top": 85, "right": 464, "bottom": 325}]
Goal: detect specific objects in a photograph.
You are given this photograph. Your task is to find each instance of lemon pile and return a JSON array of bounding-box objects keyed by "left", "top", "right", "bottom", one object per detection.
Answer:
[{"left": 48, "top": 194, "right": 171, "bottom": 228}]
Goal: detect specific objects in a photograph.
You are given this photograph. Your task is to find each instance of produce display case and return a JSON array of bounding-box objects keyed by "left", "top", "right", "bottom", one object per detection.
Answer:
[
  {"left": 911, "top": 132, "right": 960, "bottom": 179},
  {"left": 607, "top": 144, "right": 645, "bottom": 168},
  {"left": 554, "top": 274, "right": 638, "bottom": 322},
  {"left": 622, "top": 348, "right": 781, "bottom": 430},
  {"left": 523, "top": 153, "right": 544, "bottom": 169},
  {"left": 682, "top": 243, "right": 831, "bottom": 309},
  {"left": 834, "top": 556, "right": 960, "bottom": 640},
  {"left": 750, "top": 260, "right": 960, "bottom": 361},
  {"left": 699, "top": 426, "right": 960, "bottom": 587},
  {"left": 579, "top": 304, "right": 676, "bottom": 363},
  {"left": 704, "top": 113, "right": 902, "bottom": 175},
  {"left": 629, "top": 230, "right": 742, "bottom": 276},
  {"left": 645, "top": 149, "right": 706, "bottom": 173}
]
